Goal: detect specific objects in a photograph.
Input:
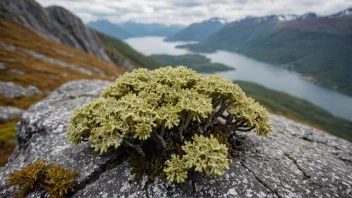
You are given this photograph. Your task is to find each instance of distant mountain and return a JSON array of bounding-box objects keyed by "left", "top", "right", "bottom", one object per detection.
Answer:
[
  {"left": 330, "top": 7, "right": 352, "bottom": 17},
  {"left": 183, "top": 9, "right": 352, "bottom": 97},
  {"left": 165, "top": 17, "right": 226, "bottom": 41},
  {"left": 117, "top": 22, "right": 184, "bottom": 37},
  {"left": 87, "top": 20, "right": 134, "bottom": 40}
]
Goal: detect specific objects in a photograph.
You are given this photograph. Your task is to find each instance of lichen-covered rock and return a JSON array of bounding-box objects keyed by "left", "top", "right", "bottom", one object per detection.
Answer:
[
  {"left": 0, "top": 82, "right": 42, "bottom": 98},
  {"left": 0, "top": 80, "right": 351, "bottom": 198},
  {"left": 0, "top": 106, "right": 24, "bottom": 123}
]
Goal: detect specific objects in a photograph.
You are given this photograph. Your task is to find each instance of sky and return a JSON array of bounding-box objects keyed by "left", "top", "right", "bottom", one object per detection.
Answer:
[{"left": 37, "top": 0, "right": 352, "bottom": 25}]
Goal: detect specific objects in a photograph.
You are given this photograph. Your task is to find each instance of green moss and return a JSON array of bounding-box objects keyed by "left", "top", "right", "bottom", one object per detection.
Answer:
[{"left": 6, "top": 160, "right": 78, "bottom": 198}]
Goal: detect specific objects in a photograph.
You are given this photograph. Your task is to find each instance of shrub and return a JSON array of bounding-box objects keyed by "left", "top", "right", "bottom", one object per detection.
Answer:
[
  {"left": 6, "top": 160, "right": 78, "bottom": 198},
  {"left": 67, "top": 66, "right": 272, "bottom": 183}
]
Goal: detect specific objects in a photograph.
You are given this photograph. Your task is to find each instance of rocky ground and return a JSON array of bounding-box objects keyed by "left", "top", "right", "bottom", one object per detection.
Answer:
[{"left": 0, "top": 80, "right": 351, "bottom": 198}]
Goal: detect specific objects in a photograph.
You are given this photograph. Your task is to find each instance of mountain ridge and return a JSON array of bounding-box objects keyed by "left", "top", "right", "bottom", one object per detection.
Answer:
[
  {"left": 0, "top": 0, "right": 112, "bottom": 63},
  {"left": 165, "top": 17, "right": 226, "bottom": 41},
  {"left": 87, "top": 20, "right": 134, "bottom": 39}
]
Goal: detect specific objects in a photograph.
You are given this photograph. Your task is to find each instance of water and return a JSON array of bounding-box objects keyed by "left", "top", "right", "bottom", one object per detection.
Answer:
[{"left": 125, "top": 36, "right": 352, "bottom": 121}]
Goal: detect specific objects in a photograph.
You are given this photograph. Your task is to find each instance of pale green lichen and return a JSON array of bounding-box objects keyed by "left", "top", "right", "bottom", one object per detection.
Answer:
[
  {"left": 164, "top": 134, "right": 230, "bottom": 183},
  {"left": 67, "top": 66, "right": 272, "bottom": 183}
]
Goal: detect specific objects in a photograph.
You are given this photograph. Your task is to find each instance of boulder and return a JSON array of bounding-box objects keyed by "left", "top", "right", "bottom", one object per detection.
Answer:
[
  {"left": 0, "top": 80, "right": 351, "bottom": 198},
  {"left": 0, "top": 106, "right": 24, "bottom": 123},
  {"left": 0, "top": 82, "right": 42, "bottom": 98}
]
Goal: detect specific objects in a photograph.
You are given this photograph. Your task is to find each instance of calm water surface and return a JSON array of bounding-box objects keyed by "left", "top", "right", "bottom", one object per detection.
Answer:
[{"left": 125, "top": 36, "right": 352, "bottom": 121}]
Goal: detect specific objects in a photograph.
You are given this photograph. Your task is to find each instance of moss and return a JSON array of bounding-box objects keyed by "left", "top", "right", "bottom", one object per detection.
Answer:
[{"left": 6, "top": 160, "right": 78, "bottom": 198}]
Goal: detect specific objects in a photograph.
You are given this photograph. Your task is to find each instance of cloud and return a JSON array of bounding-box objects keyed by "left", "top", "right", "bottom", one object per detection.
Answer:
[{"left": 37, "top": 0, "right": 352, "bottom": 25}]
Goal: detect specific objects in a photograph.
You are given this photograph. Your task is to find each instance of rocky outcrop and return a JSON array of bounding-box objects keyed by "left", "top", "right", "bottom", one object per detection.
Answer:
[
  {"left": 0, "top": 0, "right": 111, "bottom": 63},
  {"left": 0, "top": 106, "right": 23, "bottom": 123},
  {"left": 0, "top": 80, "right": 351, "bottom": 198},
  {"left": 0, "top": 62, "right": 6, "bottom": 70},
  {"left": 0, "top": 82, "right": 42, "bottom": 98}
]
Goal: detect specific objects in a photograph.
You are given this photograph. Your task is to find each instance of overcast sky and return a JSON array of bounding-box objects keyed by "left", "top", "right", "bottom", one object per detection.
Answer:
[{"left": 37, "top": 0, "right": 352, "bottom": 25}]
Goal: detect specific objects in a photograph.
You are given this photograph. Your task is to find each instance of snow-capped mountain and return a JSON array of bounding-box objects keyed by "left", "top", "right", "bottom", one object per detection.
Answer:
[
  {"left": 206, "top": 17, "right": 227, "bottom": 24},
  {"left": 297, "top": 13, "right": 318, "bottom": 20},
  {"left": 330, "top": 8, "right": 352, "bottom": 17}
]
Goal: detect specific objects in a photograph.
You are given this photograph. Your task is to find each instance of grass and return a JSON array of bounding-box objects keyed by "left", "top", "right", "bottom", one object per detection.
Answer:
[
  {"left": 235, "top": 80, "right": 352, "bottom": 142},
  {"left": 150, "top": 54, "right": 234, "bottom": 73},
  {"left": 0, "top": 120, "right": 18, "bottom": 166}
]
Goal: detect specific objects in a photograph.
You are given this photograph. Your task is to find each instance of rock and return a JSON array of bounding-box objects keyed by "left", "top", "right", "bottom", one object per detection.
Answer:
[
  {"left": 0, "top": 82, "right": 42, "bottom": 98},
  {"left": 0, "top": 80, "right": 351, "bottom": 198},
  {"left": 0, "top": 106, "right": 24, "bottom": 123},
  {"left": 9, "top": 69, "right": 25, "bottom": 76},
  {"left": 0, "top": 106, "right": 23, "bottom": 123},
  {"left": 0, "top": 62, "right": 6, "bottom": 70},
  {"left": 26, "top": 86, "right": 42, "bottom": 96},
  {"left": 0, "top": 0, "right": 111, "bottom": 64},
  {"left": 0, "top": 82, "right": 28, "bottom": 98}
]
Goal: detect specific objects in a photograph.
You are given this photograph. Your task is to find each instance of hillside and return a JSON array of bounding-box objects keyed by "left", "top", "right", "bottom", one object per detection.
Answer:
[
  {"left": 165, "top": 17, "right": 226, "bottom": 41},
  {"left": 150, "top": 54, "right": 233, "bottom": 73},
  {"left": 96, "top": 32, "right": 165, "bottom": 70},
  {"left": 0, "top": 0, "right": 111, "bottom": 63},
  {"left": 234, "top": 81, "right": 352, "bottom": 142},
  {"left": 87, "top": 20, "right": 134, "bottom": 39},
  {"left": 0, "top": 19, "right": 127, "bottom": 165},
  {"left": 184, "top": 10, "right": 352, "bottom": 96},
  {"left": 117, "top": 22, "right": 184, "bottom": 37}
]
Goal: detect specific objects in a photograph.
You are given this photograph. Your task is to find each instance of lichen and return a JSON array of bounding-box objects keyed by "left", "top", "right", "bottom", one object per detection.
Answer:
[
  {"left": 66, "top": 66, "right": 272, "bottom": 183},
  {"left": 6, "top": 160, "right": 78, "bottom": 198}
]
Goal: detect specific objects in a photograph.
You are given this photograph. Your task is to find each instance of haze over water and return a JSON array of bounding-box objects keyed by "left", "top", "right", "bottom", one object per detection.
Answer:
[{"left": 125, "top": 36, "right": 352, "bottom": 122}]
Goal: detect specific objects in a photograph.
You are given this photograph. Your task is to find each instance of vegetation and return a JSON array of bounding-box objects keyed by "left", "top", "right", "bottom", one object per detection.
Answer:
[
  {"left": 6, "top": 160, "right": 78, "bottom": 198},
  {"left": 67, "top": 66, "right": 271, "bottom": 183},
  {"left": 95, "top": 31, "right": 165, "bottom": 70},
  {"left": 150, "top": 54, "right": 233, "bottom": 73},
  {"left": 235, "top": 80, "right": 352, "bottom": 141}
]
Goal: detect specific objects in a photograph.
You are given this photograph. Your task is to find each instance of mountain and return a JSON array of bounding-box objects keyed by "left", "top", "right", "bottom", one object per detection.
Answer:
[
  {"left": 330, "top": 7, "right": 352, "bottom": 17},
  {"left": 117, "top": 22, "right": 184, "bottom": 37},
  {"left": 184, "top": 9, "right": 352, "bottom": 96},
  {"left": 0, "top": 0, "right": 164, "bottom": 71},
  {"left": 165, "top": 17, "right": 227, "bottom": 41},
  {"left": 87, "top": 20, "right": 134, "bottom": 40},
  {"left": 0, "top": 0, "right": 111, "bottom": 63}
]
